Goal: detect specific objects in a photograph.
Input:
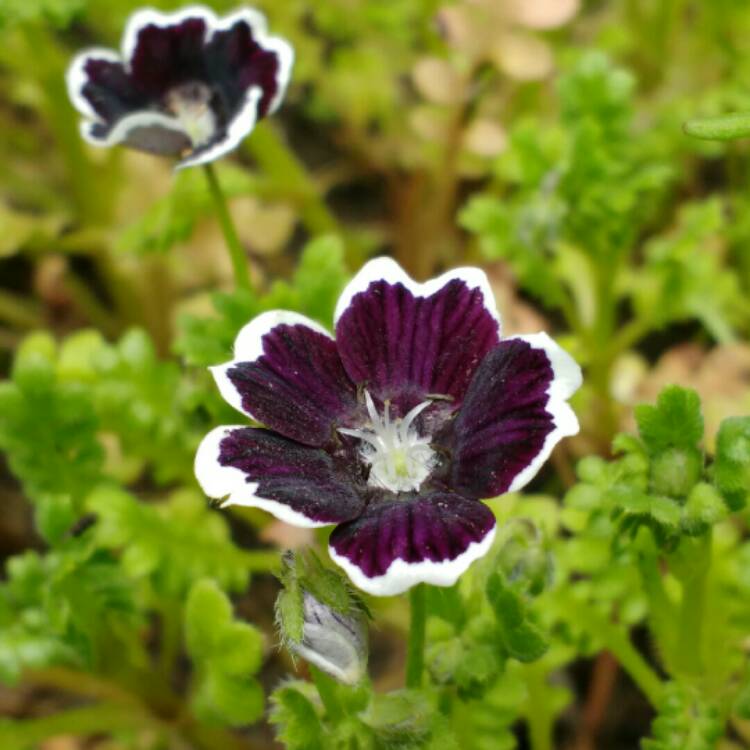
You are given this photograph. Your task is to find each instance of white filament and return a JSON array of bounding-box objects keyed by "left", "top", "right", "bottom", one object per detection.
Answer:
[{"left": 339, "top": 391, "right": 436, "bottom": 493}]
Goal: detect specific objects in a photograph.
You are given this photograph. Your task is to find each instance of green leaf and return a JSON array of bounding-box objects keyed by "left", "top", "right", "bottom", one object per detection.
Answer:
[
  {"left": 185, "top": 581, "right": 266, "bottom": 727},
  {"left": 681, "top": 483, "right": 726, "bottom": 535},
  {"left": 713, "top": 416, "right": 750, "bottom": 510},
  {"left": 635, "top": 386, "right": 704, "bottom": 454},
  {"left": 631, "top": 200, "right": 741, "bottom": 342},
  {"left": 642, "top": 683, "right": 722, "bottom": 750},
  {"left": 185, "top": 579, "right": 233, "bottom": 657},
  {"left": 0, "top": 334, "right": 104, "bottom": 543},
  {"left": 270, "top": 681, "right": 325, "bottom": 750},
  {"left": 86, "top": 486, "right": 250, "bottom": 597},
  {"left": 486, "top": 573, "right": 548, "bottom": 663},
  {"left": 213, "top": 621, "right": 265, "bottom": 677},
  {"left": 0, "top": 540, "right": 137, "bottom": 683},
  {"left": 359, "top": 689, "right": 432, "bottom": 743},
  {"left": 609, "top": 485, "right": 682, "bottom": 544},
  {"left": 684, "top": 112, "right": 750, "bottom": 141},
  {"left": 195, "top": 671, "right": 265, "bottom": 727}
]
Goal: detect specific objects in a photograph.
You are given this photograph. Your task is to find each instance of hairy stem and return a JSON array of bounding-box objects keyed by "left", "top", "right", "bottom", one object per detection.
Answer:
[
  {"left": 203, "top": 163, "right": 252, "bottom": 291},
  {"left": 674, "top": 534, "right": 711, "bottom": 677},
  {"left": 406, "top": 584, "right": 427, "bottom": 688},
  {"left": 310, "top": 665, "right": 343, "bottom": 720}
]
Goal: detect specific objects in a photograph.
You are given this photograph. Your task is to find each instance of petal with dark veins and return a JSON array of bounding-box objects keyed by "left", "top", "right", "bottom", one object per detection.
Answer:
[
  {"left": 328, "top": 492, "right": 496, "bottom": 596},
  {"left": 450, "top": 334, "right": 582, "bottom": 499},
  {"left": 195, "top": 425, "right": 365, "bottom": 527},
  {"left": 335, "top": 257, "right": 500, "bottom": 414},
  {"left": 211, "top": 311, "right": 358, "bottom": 448}
]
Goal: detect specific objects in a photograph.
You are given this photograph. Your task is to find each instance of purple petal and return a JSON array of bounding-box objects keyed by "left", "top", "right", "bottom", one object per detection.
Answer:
[
  {"left": 67, "top": 51, "right": 148, "bottom": 123},
  {"left": 328, "top": 492, "right": 496, "bottom": 596},
  {"left": 123, "top": 9, "right": 211, "bottom": 97},
  {"left": 204, "top": 10, "right": 288, "bottom": 118},
  {"left": 195, "top": 426, "right": 365, "bottom": 527},
  {"left": 212, "top": 311, "right": 358, "bottom": 448},
  {"left": 334, "top": 258, "right": 500, "bottom": 414},
  {"left": 450, "top": 333, "right": 582, "bottom": 499}
]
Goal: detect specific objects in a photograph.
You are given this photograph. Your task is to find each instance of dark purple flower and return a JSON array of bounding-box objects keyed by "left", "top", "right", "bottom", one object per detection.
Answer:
[
  {"left": 195, "top": 258, "right": 582, "bottom": 596},
  {"left": 66, "top": 6, "right": 293, "bottom": 169}
]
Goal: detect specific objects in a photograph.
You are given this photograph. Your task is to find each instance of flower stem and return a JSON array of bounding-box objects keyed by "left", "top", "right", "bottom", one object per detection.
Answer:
[
  {"left": 406, "top": 583, "right": 427, "bottom": 688},
  {"left": 203, "top": 163, "right": 252, "bottom": 292},
  {"left": 310, "top": 665, "right": 343, "bottom": 721}
]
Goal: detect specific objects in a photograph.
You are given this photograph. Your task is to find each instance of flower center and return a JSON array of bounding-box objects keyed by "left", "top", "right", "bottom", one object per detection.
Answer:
[
  {"left": 164, "top": 81, "right": 216, "bottom": 146},
  {"left": 339, "top": 392, "right": 436, "bottom": 494}
]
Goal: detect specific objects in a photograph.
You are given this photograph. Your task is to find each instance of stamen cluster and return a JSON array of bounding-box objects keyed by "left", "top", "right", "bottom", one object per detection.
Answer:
[{"left": 339, "top": 392, "right": 436, "bottom": 494}]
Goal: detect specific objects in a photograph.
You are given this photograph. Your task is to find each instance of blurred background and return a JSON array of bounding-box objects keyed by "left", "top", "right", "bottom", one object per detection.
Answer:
[{"left": 3, "top": 0, "right": 750, "bottom": 748}]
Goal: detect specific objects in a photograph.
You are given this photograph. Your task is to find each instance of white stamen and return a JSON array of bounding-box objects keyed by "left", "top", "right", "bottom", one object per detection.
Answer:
[
  {"left": 164, "top": 81, "right": 217, "bottom": 147},
  {"left": 339, "top": 392, "right": 436, "bottom": 494}
]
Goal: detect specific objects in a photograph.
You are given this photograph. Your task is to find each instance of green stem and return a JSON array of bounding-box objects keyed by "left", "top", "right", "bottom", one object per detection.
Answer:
[
  {"left": 203, "top": 163, "right": 252, "bottom": 291},
  {"left": 0, "top": 704, "right": 165, "bottom": 746},
  {"left": 592, "top": 615, "right": 664, "bottom": 706},
  {"left": 674, "top": 534, "right": 711, "bottom": 677},
  {"left": 638, "top": 552, "right": 679, "bottom": 671},
  {"left": 310, "top": 665, "right": 343, "bottom": 721},
  {"left": 406, "top": 584, "right": 427, "bottom": 688},
  {"left": 524, "top": 664, "right": 554, "bottom": 750}
]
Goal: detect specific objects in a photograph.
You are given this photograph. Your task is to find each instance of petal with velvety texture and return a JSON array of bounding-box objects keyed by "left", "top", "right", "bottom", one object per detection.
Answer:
[
  {"left": 328, "top": 492, "right": 496, "bottom": 596},
  {"left": 450, "top": 333, "right": 582, "bottom": 499},
  {"left": 212, "top": 311, "right": 358, "bottom": 448},
  {"left": 195, "top": 425, "right": 365, "bottom": 527},
  {"left": 334, "top": 257, "right": 501, "bottom": 413}
]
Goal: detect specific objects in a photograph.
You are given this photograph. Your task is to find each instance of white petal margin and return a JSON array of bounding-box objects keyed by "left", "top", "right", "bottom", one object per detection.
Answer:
[
  {"left": 209, "top": 310, "right": 333, "bottom": 419},
  {"left": 329, "top": 523, "right": 497, "bottom": 597},
  {"left": 209, "top": 8, "right": 294, "bottom": 114},
  {"left": 506, "top": 332, "right": 583, "bottom": 493},
  {"left": 121, "top": 5, "right": 293, "bottom": 114},
  {"left": 334, "top": 256, "right": 502, "bottom": 333},
  {"left": 66, "top": 48, "right": 121, "bottom": 121},
  {"left": 176, "top": 87, "right": 262, "bottom": 170},
  {"left": 194, "top": 425, "right": 330, "bottom": 528},
  {"left": 80, "top": 110, "right": 186, "bottom": 148}
]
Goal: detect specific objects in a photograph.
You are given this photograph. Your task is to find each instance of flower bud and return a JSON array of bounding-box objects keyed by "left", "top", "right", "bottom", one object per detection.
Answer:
[
  {"left": 275, "top": 551, "right": 369, "bottom": 685},
  {"left": 288, "top": 591, "right": 369, "bottom": 685}
]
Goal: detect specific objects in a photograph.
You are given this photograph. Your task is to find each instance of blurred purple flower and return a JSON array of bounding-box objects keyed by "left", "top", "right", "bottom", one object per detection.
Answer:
[
  {"left": 195, "top": 258, "right": 582, "bottom": 596},
  {"left": 66, "top": 5, "right": 293, "bottom": 169}
]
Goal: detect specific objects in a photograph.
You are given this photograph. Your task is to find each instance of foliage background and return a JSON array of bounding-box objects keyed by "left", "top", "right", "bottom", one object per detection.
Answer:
[{"left": 3, "top": 0, "right": 750, "bottom": 748}]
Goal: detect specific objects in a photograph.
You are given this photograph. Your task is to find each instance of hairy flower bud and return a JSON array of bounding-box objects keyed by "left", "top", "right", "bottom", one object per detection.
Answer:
[
  {"left": 287, "top": 591, "right": 368, "bottom": 685},
  {"left": 275, "top": 551, "right": 369, "bottom": 684}
]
